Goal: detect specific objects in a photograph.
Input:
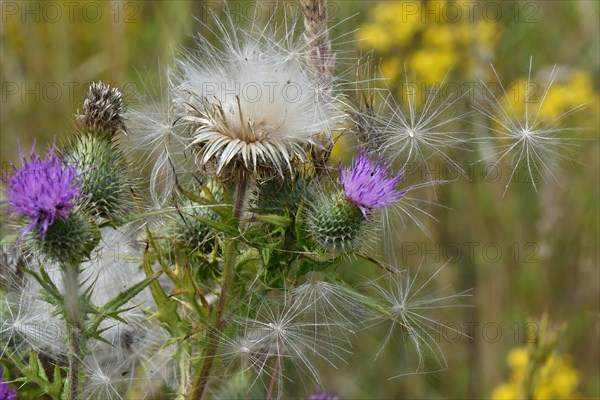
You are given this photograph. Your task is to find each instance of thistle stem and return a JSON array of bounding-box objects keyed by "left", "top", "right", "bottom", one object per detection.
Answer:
[
  {"left": 62, "top": 264, "right": 83, "bottom": 400},
  {"left": 192, "top": 173, "right": 246, "bottom": 398},
  {"left": 233, "top": 172, "right": 248, "bottom": 220},
  {"left": 192, "top": 237, "right": 238, "bottom": 399},
  {"left": 265, "top": 354, "right": 281, "bottom": 400}
]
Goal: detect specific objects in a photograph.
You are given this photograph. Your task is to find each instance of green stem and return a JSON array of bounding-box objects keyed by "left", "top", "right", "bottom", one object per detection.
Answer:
[
  {"left": 191, "top": 237, "right": 238, "bottom": 399},
  {"left": 191, "top": 175, "right": 247, "bottom": 398},
  {"left": 233, "top": 172, "right": 248, "bottom": 220},
  {"left": 62, "top": 264, "right": 82, "bottom": 400}
]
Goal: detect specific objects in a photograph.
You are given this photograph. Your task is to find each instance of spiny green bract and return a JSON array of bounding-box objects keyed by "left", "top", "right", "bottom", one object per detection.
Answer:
[
  {"left": 35, "top": 210, "right": 100, "bottom": 265},
  {"left": 174, "top": 198, "right": 220, "bottom": 253},
  {"left": 67, "top": 131, "right": 131, "bottom": 219},
  {"left": 304, "top": 190, "right": 366, "bottom": 255},
  {"left": 255, "top": 176, "right": 306, "bottom": 216}
]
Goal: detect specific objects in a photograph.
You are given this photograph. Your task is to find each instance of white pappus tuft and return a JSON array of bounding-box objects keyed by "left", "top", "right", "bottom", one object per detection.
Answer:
[
  {"left": 364, "top": 261, "right": 472, "bottom": 375},
  {"left": 348, "top": 70, "right": 470, "bottom": 182},
  {"left": 217, "top": 288, "right": 352, "bottom": 395},
  {"left": 473, "top": 57, "right": 583, "bottom": 196}
]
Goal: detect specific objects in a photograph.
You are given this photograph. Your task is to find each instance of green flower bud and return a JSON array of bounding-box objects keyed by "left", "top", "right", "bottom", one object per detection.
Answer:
[
  {"left": 67, "top": 131, "right": 132, "bottom": 219},
  {"left": 35, "top": 210, "right": 100, "bottom": 265},
  {"left": 255, "top": 176, "right": 306, "bottom": 216},
  {"left": 304, "top": 190, "right": 366, "bottom": 255},
  {"left": 174, "top": 198, "right": 220, "bottom": 253}
]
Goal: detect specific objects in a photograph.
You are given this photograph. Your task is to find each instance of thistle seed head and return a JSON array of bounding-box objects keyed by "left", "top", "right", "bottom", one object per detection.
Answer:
[
  {"left": 78, "top": 81, "right": 126, "bottom": 137},
  {"left": 169, "top": 16, "right": 341, "bottom": 180}
]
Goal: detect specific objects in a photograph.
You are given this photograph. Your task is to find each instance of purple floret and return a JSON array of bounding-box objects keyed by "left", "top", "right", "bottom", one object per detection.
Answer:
[
  {"left": 2, "top": 143, "right": 80, "bottom": 240},
  {"left": 307, "top": 389, "right": 341, "bottom": 400},
  {"left": 340, "top": 147, "right": 408, "bottom": 220},
  {"left": 0, "top": 376, "right": 16, "bottom": 400}
]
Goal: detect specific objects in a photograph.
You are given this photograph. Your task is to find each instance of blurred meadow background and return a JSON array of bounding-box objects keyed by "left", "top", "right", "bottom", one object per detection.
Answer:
[{"left": 1, "top": 0, "right": 599, "bottom": 398}]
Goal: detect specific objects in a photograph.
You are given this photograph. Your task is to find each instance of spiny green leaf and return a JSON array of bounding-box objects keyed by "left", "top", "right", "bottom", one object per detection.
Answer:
[
  {"left": 191, "top": 212, "right": 238, "bottom": 236},
  {"left": 23, "top": 267, "right": 63, "bottom": 304},
  {"left": 254, "top": 214, "right": 291, "bottom": 228},
  {"left": 51, "top": 363, "right": 64, "bottom": 398},
  {"left": 177, "top": 182, "right": 231, "bottom": 220},
  {"left": 142, "top": 247, "right": 181, "bottom": 328},
  {"left": 88, "top": 271, "right": 160, "bottom": 334},
  {"left": 28, "top": 351, "right": 50, "bottom": 390}
]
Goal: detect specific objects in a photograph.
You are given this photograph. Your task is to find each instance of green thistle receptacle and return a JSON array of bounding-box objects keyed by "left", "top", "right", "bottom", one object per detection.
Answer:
[
  {"left": 67, "top": 131, "right": 131, "bottom": 219},
  {"left": 304, "top": 190, "right": 365, "bottom": 254},
  {"left": 35, "top": 210, "right": 100, "bottom": 265},
  {"left": 175, "top": 198, "right": 220, "bottom": 253},
  {"left": 256, "top": 176, "right": 306, "bottom": 217}
]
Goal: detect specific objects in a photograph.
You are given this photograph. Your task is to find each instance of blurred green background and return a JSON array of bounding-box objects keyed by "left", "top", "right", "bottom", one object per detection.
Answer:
[{"left": 1, "top": 0, "right": 598, "bottom": 398}]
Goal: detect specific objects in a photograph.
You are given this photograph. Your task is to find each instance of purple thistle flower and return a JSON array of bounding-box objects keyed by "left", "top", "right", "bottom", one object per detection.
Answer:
[
  {"left": 2, "top": 143, "right": 80, "bottom": 240},
  {"left": 340, "top": 147, "right": 408, "bottom": 220},
  {"left": 0, "top": 376, "right": 16, "bottom": 400},
  {"left": 307, "top": 389, "right": 341, "bottom": 400}
]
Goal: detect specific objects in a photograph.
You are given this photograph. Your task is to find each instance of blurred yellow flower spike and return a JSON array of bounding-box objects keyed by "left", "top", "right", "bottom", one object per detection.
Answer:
[
  {"left": 491, "top": 346, "right": 582, "bottom": 400},
  {"left": 498, "top": 70, "right": 598, "bottom": 124},
  {"left": 357, "top": 0, "right": 503, "bottom": 88}
]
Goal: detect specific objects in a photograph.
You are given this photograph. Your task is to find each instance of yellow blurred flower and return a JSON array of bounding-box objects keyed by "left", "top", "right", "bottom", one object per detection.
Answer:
[
  {"left": 507, "top": 346, "right": 529, "bottom": 371},
  {"left": 356, "top": 2, "right": 424, "bottom": 51},
  {"left": 380, "top": 58, "right": 402, "bottom": 82},
  {"left": 538, "top": 71, "right": 598, "bottom": 120},
  {"left": 422, "top": 23, "right": 455, "bottom": 48},
  {"left": 491, "top": 346, "right": 582, "bottom": 400},
  {"left": 498, "top": 70, "right": 599, "bottom": 122},
  {"left": 407, "top": 47, "right": 457, "bottom": 85},
  {"left": 357, "top": 0, "right": 502, "bottom": 87}
]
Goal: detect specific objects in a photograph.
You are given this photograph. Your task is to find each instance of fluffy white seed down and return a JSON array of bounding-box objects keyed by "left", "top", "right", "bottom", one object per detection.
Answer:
[
  {"left": 0, "top": 226, "right": 176, "bottom": 398},
  {"left": 169, "top": 21, "right": 341, "bottom": 178}
]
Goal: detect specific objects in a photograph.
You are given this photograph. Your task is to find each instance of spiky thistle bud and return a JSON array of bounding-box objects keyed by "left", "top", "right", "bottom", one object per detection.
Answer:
[
  {"left": 255, "top": 175, "right": 306, "bottom": 216},
  {"left": 69, "top": 82, "right": 133, "bottom": 219},
  {"left": 174, "top": 197, "right": 220, "bottom": 253},
  {"left": 77, "top": 81, "right": 126, "bottom": 136},
  {"left": 37, "top": 209, "right": 100, "bottom": 265},
  {"left": 305, "top": 190, "right": 365, "bottom": 254},
  {"left": 304, "top": 148, "right": 406, "bottom": 254},
  {"left": 67, "top": 131, "right": 132, "bottom": 219}
]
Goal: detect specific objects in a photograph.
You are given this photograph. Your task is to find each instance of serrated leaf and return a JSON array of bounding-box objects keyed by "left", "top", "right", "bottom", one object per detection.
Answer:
[
  {"left": 28, "top": 351, "right": 50, "bottom": 389},
  {"left": 177, "top": 182, "right": 231, "bottom": 220},
  {"left": 191, "top": 213, "right": 238, "bottom": 236},
  {"left": 254, "top": 214, "right": 291, "bottom": 228},
  {"left": 23, "top": 267, "right": 63, "bottom": 304},
  {"left": 142, "top": 248, "right": 168, "bottom": 305},
  {"left": 142, "top": 248, "right": 181, "bottom": 328},
  {"left": 88, "top": 272, "right": 160, "bottom": 334},
  {"left": 259, "top": 247, "right": 271, "bottom": 267},
  {"left": 51, "top": 363, "right": 64, "bottom": 398}
]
